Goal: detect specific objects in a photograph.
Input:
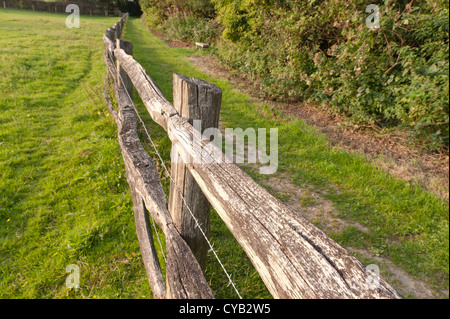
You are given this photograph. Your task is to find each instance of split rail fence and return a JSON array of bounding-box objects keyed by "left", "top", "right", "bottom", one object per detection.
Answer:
[{"left": 102, "top": 15, "right": 402, "bottom": 299}]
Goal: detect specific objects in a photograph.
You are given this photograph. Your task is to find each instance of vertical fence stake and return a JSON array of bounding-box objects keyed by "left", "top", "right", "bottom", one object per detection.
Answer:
[
  {"left": 169, "top": 74, "right": 222, "bottom": 271},
  {"left": 116, "top": 39, "right": 133, "bottom": 100}
]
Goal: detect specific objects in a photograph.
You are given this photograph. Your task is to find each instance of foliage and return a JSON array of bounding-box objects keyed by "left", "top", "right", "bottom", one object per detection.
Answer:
[
  {"left": 140, "top": 0, "right": 215, "bottom": 20},
  {"left": 212, "top": 0, "right": 449, "bottom": 150},
  {"left": 162, "top": 8, "right": 218, "bottom": 43},
  {"left": 98, "top": 0, "right": 142, "bottom": 16},
  {"left": 140, "top": 0, "right": 218, "bottom": 43}
]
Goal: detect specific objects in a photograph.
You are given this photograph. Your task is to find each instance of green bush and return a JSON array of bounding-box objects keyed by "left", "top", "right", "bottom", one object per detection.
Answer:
[
  {"left": 141, "top": 0, "right": 449, "bottom": 150},
  {"left": 213, "top": 0, "right": 449, "bottom": 150},
  {"left": 141, "top": 0, "right": 218, "bottom": 43}
]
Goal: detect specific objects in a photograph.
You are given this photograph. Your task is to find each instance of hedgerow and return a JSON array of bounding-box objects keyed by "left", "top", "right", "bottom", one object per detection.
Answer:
[{"left": 141, "top": 0, "right": 449, "bottom": 150}]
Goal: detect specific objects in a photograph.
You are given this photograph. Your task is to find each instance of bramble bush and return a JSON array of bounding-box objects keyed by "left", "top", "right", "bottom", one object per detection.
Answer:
[
  {"left": 213, "top": 0, "right": 449, "bottom": 150},
  {"left": 141, "top": 0, "right": 449, "bottom": 150},
  {"left": 141, "top": 0, "right": 219, "bottom": 43}
]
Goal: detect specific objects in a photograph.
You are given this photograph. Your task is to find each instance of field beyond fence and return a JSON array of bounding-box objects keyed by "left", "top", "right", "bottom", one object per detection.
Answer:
[{"left": 2, "top": 0, "right": 119, "bottom": 16}]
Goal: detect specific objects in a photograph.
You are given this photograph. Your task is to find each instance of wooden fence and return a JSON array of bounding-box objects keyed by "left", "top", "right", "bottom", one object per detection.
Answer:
[{"left": 102, "top": 15, "right": 402, "bottom": 299}]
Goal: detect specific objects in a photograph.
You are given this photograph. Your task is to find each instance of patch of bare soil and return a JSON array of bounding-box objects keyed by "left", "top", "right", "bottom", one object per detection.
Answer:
[{"left": 348, "top": 247, "right": 449, "bottom": 299}]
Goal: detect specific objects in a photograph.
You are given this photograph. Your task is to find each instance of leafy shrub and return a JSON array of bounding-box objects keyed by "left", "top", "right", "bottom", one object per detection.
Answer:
[
  {"left": 141, "top": 0, "right": 218, "bottom": 43},
  {"left": 213, "top": 0, "right": 449, "bottom": 150},
  {"left": 141, "top": 0, "right": 449, "bottom": 150}
]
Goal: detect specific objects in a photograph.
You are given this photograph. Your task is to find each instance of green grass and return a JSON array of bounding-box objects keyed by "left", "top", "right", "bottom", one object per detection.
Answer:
[
  {"left": 0, "top": 9, "right": 448, "bottom": 299},
  {"left": 0, "top": 9, "right": 152, "bottom": 298},
  {"left": 0, "top": 9, "right": 270, "bottom": 299}
]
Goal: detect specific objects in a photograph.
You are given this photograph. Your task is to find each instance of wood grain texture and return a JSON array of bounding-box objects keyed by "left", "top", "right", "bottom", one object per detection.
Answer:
[
  {"left": 113, "top": 48, "right": 178, "bottom": 131},
  {"left": 116, "top": 39, "right": 133, "bottom": 100},
  {"left": 167, "top": 119, "right": 402, "bottom": 299},
  {"left": 103, "top": 31, "right": 117, "bottom": 83},
  {"left": 129, "top": 186, "right": 166, "bottom": 299}
]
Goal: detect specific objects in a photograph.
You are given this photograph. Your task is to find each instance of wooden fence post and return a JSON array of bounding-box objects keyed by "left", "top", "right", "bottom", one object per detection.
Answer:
[
  {"left": 114, "top": 23, "right": 122, "bottom": 41},
  {"left": 169, "top": 74, "right": 222, "bottom": 271},
  {"left": 116, "top": 39, "right": 133, "bottom": 100}
]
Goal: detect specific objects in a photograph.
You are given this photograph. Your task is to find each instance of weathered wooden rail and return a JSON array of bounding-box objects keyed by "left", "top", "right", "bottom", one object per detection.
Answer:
[{"left": 102, "top": 15, "right": 402, "bottom": 299}]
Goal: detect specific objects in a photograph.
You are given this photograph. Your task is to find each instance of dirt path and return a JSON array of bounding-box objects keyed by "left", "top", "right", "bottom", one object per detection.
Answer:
[{"left": 247, "top": 170, "right": 448, "bottom": 299}]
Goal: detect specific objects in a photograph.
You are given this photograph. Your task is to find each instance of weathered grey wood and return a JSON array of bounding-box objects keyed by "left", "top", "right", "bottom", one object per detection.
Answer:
[
  {"left": 113, "top": 47, "right": 402, "bottom": 299},
  {"left": 130, "top": 188, "right": 166, "bottom": 299},
  {"left": 103, "top": 29, "right": 116, "bottom": 79},
  {"left": 165, "top": 223, "right": 214, "bottom": 299},
  {"left": 111, "top": 83, "right": 213, "bottom": 299},
  {"left": 103, "top": 27, "right": 117, "bottom": 82},
  {"left": 169, "top": 74, "right": 221, "bottom": 270},
  {"left": 195, "top": 42, "right": 210, "bottom": 49},
  {"left": 113, "top": 48, "right": 178, "bottom": 131},
  {"left": 116, "top": 39, "right": 133, "bottom": 100},
  {"left": 167, "top": 118, "right": 402, "bottom": 299},
  {"left": 104, "top": 28, "right": 115, "bottom": 43},
  {"left": 114, "top": 22, "right": 121, "bottom": 40}
]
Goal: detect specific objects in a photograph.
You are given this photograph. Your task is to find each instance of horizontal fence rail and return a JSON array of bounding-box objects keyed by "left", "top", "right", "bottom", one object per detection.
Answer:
[{"left": 102, "top": 16, "right": 402, "bottom": 299}]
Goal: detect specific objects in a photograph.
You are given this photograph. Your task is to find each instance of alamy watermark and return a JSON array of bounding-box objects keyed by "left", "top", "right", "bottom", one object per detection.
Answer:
[
  {"left": 366, "top": 4, "right": 380, "bottom": 29},
  {"left": 349, "top": 264, "right": 381, "bottom": 291},
  {"left": 65, "top": 4, "right": 80, "bottom": 29},
  {"left": 65, "top": 264, "right": 80, "bottom": 290},
  {"left": 171, "top": 120, "right": 279, "bottom": 175}
]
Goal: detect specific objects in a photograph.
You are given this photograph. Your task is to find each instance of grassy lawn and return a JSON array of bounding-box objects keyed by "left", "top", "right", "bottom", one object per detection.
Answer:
[
  {"left": 0, "top": 9, "right": 448, "bottom": 299},
  {"left": 0, "top": 9, "right": 152, "bottom": 298},
  {"left": 0, "top": 9, "right": 270, "bottom": 299}
]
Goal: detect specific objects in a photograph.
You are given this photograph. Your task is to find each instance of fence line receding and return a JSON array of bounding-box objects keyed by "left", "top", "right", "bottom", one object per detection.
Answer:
[{"left": 102, "top": 15, "right": 402, "bottom": 299}]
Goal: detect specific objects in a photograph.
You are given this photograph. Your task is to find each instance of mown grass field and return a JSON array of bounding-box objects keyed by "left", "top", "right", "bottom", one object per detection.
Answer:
[
  {"left": 0, "top": 9, "right": 270, "bottom": 299},
  {"left": 0, "top": 9, "right": 448, "bottom": 299},
  {"left": 0, "top": 9, "right": 153, "bottom": 298}
]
